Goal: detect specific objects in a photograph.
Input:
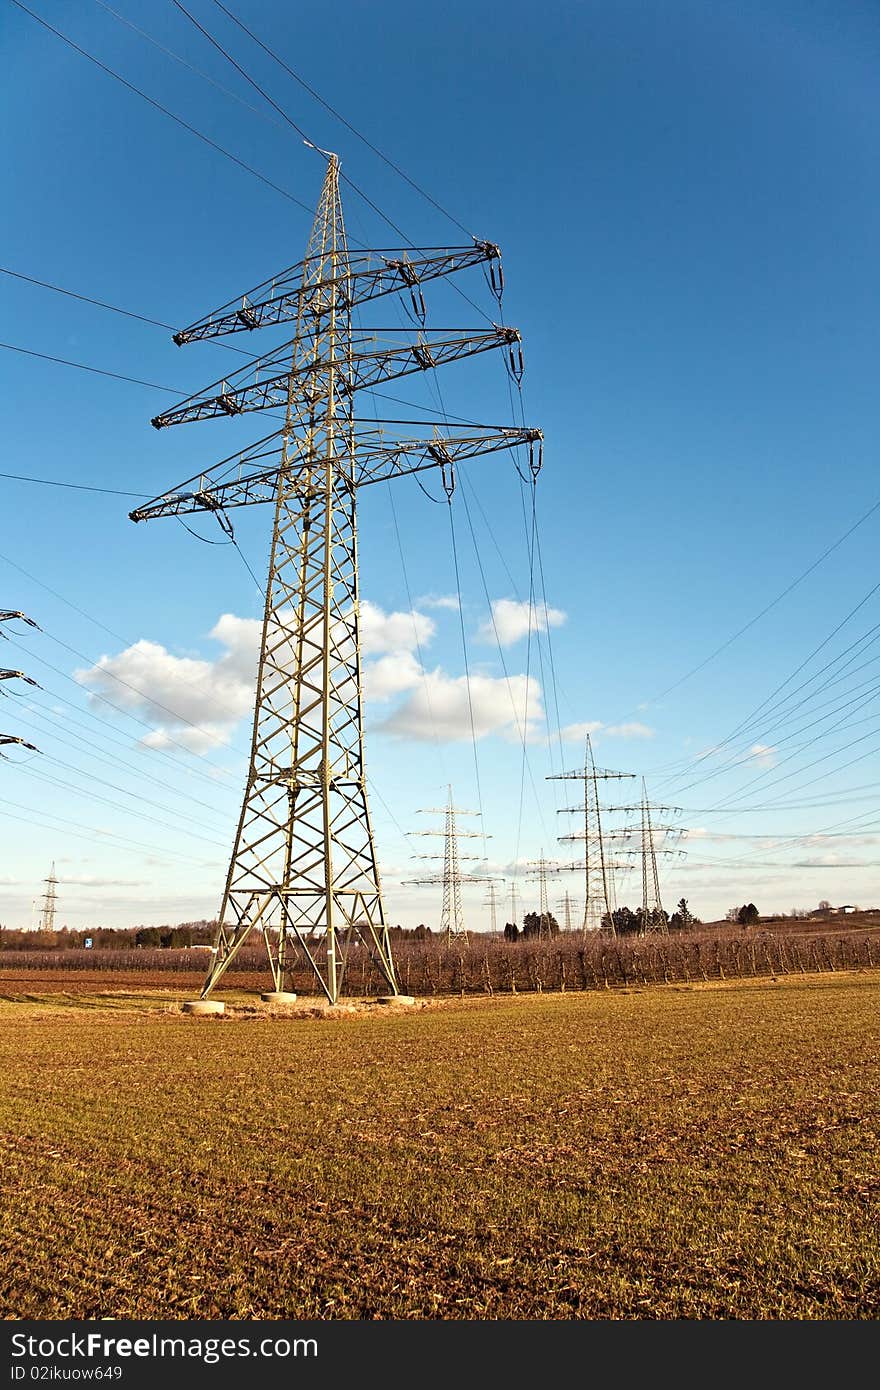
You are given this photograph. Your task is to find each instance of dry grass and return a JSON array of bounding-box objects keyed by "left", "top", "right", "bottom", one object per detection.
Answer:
[{"left": 0, "top": 973, "right": 877, "bottom": 1320}]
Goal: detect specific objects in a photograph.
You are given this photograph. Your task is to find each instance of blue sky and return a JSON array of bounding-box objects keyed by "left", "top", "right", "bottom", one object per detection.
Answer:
[{"left": 1, "top": 0, "right": 879, "bottom": 930}]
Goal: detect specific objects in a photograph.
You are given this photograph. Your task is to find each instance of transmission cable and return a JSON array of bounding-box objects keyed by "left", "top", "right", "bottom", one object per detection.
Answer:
[
  {"left": 210, "top": 0, "right": 477, "bottom": 240},
  {"left": 8, "top": 0, "right": 315, "bottom": 214},
  {"left": 0, "top": 341, "right": 181, "bottom": 393}
]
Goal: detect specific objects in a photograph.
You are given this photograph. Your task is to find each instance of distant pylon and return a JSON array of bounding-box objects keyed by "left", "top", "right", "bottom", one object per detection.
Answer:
[
  {"left": 548, "top": 734, "right": 635, "bottom": 936},
  {"left": 507, "top": 880, "right": 522, "bottom": 933},
  {"left": 557, "top": 889, "right": 577, "bottom": 933},
  {"left": 524, "top": 850, "right": 561, "bottom": 937},
  {"left": 483, "top": 879, "right": 505, "bottom": 934},
  {"left": 39, "top": 862, "right": 58, "bottom": 933},
  {"left": 404, "top": 786, "right": 493, "bottom": 945},
  {"left": 605, "top": 780, "right": 684, "bottom": 934}
]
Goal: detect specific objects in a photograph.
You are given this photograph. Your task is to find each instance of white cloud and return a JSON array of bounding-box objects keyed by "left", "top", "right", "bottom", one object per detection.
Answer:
[
  {"left": 745, "top": 743, "right": 777, "bottom": 768},
  {"left": 74, "top": 602, "right": 436, "bottom": 752},
  {"left": 75, "top": 613, "right": 261, "bottom": 753},
  {"left": 561, "top": 719, "right": 655, "bottom": 742},
  {"left": 476, "top": 598, "right": 566, "bottom": 647},
  {"left": 377, "top": 671, "right": 544, "bottom": 743},
  {"left": 359, "top": 599, "right": 434, "bottom": 654},
  {"left": 363, "top": 651, "right": 423, "bottom": 702},
  {"left": 561, "top": 721, "right": 604, "bottom": 742},
  {"left": 416, "top": 593, "right": 460, "bottom": 612}
]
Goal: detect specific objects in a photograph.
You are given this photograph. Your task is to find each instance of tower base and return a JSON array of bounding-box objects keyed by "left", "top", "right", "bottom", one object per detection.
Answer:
[
  {"left": 181, "top": 1000, "right": 225, "bottom": 1017},
  {"left": 260, "top": 991, "right": 298, "bottom": 1004}
]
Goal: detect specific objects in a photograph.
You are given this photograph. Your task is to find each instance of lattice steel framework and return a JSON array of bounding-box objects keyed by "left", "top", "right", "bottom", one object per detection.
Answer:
[
  {"left": 133, "top": 155, "right": 540, "bottom": 1001},
  {"left": 405, "top": 786, "right": 492, "bottom": 945},
  {"left": 39, "top": 861, "right": 58, "bottom": 933},
  {"left": 549, "top": 734, "right": 635, "bottom": 936},
  {"left": 604, "top": 781, "right": 684, "bottom": 935},
  {"left": 483, "top": 879, "right": 504, "bottom": 935}
]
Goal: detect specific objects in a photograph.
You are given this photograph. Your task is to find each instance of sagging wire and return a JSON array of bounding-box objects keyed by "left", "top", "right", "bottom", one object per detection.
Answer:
[
  {"left": 457, "top": 470, "right": 551, "bottom": 846},
  {"left": 446, "top": 493, "right": 488, "bottom": 860},
  {"left": 176, "top": 505, "right": 264, "bottom": 600}
]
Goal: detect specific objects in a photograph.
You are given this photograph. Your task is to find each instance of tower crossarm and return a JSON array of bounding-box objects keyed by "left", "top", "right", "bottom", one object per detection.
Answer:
[
  {"left": 0, "top": 734, "right": 39, "bottom": 751},
  {"left": 403, "top": 873, "right": 494, "bottom": 886},
  {"left": 131, "top": 425, "right": 541, "bottom": 523},
  {"left": 172, "top": 243, "right": 502, "bottom": 344},
  {"left": 605, "top": 826, "right": 683, "bottom": 838},
  {"left": 150, "top": 327, "right": 523, "bottom": 429},
  {"left": 0, "top": 670, "right": 39, "bottom": 688},
  {"left": 554, "top": 854, "right": 632, "bottom": 869},
  {"left": 616, "top": 846, "right": 686, "bottom": 858},
  {"left": 0, "top": 611, "right": 39, "bottom": 633},
  {"left": 548, "top": 768, "right": 635, "bottom": 782}
]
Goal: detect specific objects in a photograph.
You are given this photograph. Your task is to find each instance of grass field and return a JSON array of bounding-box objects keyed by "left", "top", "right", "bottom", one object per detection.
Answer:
[{"left": 0, "top": 972, "right": 877, "bottom": 1319}]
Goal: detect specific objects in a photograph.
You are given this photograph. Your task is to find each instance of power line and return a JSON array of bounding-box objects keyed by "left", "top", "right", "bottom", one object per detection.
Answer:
[
  {"left": 0, "top": 470, "right": 147, "bottom": 498},
  {"left": 171, "top": 0, "right": 490, "bottom": 319},
  {"left": 0, "top": 795, "right": 219, "bottom": 867},
  {"left": 8, "top": 0, "right": 315, "bottom": 214},
  {"left": 210, "top": 0, "right": 476, "bottom": 239},
  {"left": 0, "top": 341, "right": 180, "bottom": 393},
  {"left": 170, "top": 0, "right": 313, "bottom": 142},
  {"left": 650, "top": 495, "right": 880, "bottom": 706},
  {"left": 0, "top": 266, "right": 171, "bottom": 328},
  {"left": 92, "top": 0, "right": 292, "bottom": 134}
]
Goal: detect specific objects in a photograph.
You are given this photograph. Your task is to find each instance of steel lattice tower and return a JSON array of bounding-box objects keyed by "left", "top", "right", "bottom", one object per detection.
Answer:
[
  {"left": 39, "top": 862, "right": 58, "bottom": 933},
  {"left": 405, "top": 786, "right": 492, "bottom": 945},
  {"left": 483, "top": 879, "right": 505, "bottom": 934},
  {"left": 557, "top": 889, "right": 577, "bottom": 933},
  {"left": 548, "top": 735, "right": 635, "bottom": 936},
  {"left": 134, "top": 156, "right": 540, "bottom": 1002},
  {"left": 605, "top": 780, "right": 684, "bottom": 934}
]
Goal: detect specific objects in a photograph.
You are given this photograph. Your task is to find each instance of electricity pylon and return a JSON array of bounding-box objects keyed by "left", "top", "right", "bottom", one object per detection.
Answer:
[
  {"left": 133, "top": 154, "right": 541, "bottom": 1003},
  {"left": 604, "top": 780, "right": 684, "bottom": 934},
  {"left": 38, "top": 862, "right": 58, "bottom": 933},
  {"left": 404, "top": 786, "right": 493, "bottom": 945},
  {"left": 483, "top": 879, "right": 505, "bottom": 934},
  {"left": 549, "top": 735, "right": 635, "bottom": 936},
  {"left": 506, "top": 880, "right": 522, "bottom": 934},
  {"left": 557, "top": 889, "right": 578, "bottom": 933},
  {"left": 523, "top": 850, "right": 563, "bottom": 937}
]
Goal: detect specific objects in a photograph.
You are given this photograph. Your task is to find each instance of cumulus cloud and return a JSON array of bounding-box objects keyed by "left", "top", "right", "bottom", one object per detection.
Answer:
[
  {"left": 560, "top": 721, "right": 604, "bottom": 742},
  {"left": 416, "top": 593, "right": 460, "bottom": 612},
  {"left": 75, "top": 613, "right": 261, "bottom": 753},
  {"left": 75, "top": 600, "right": 540, "bottom": 754},
  {"left": 744, "top": 743, "right": 777, "bottom": 768},
  {"left": 359, "top": 600, "right": 434, "bottom": 654},
  {"left": 476, "top": 598, "right": 566, "bottom": 647},
  {"left": 561, "top": 719, "right": 655, "bottom": 742},
  {"left": 377, "top": 671, "right": 544, "bottom": 743},
  {"left": 363, "top": 651, "right": 424, "bottom": 702}
]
